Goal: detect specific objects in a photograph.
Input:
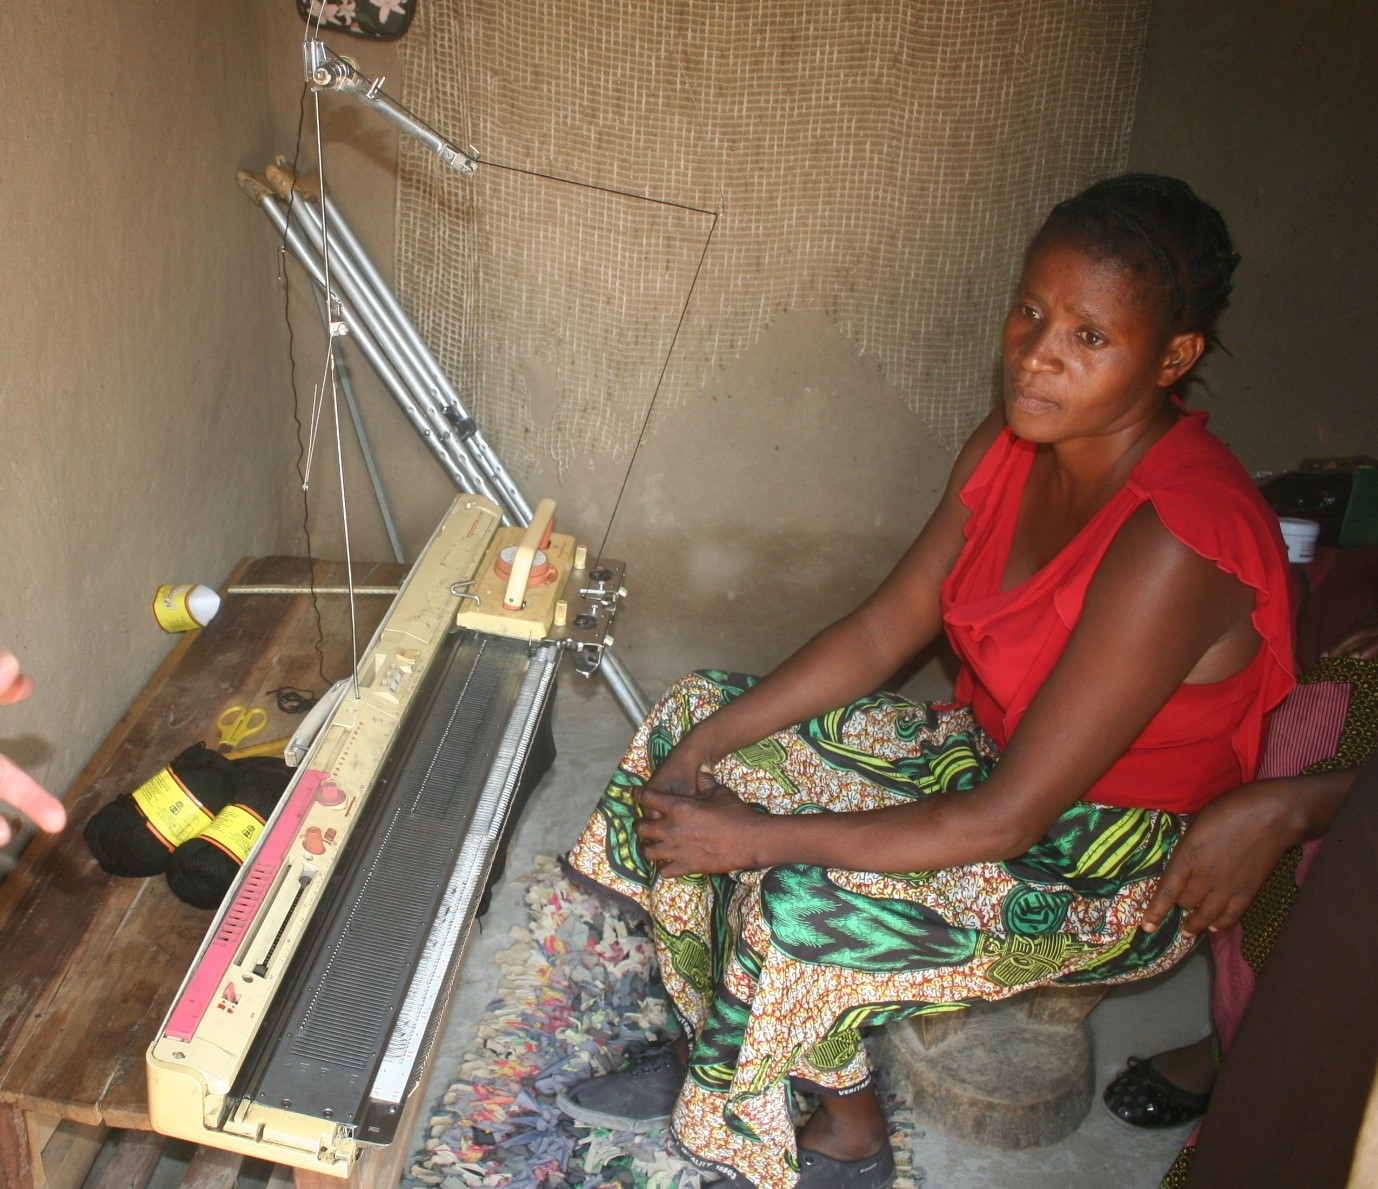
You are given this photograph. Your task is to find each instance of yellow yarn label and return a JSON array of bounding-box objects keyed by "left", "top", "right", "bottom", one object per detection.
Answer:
[
  {"left": 131, "top": 768, "right": 213, "bottom": 850},
  {"left": 151, "top": 585, "right": 199, "bottom": 633},
  {"left": 199, "top": 804, "right": 266, "bottom": 865}
]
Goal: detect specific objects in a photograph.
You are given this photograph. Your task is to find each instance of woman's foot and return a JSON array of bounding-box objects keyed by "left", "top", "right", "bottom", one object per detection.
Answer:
[
  {"left": 1102, "top": 1036, "right": 1218, "bottom": 1129},
  {"left": 796, "top": 1143, "right": 896, "bottom": 1189},
  {"left": 555, "top": 1044, "right": 687, "bottom": 1132},
  {"left": 797, "top": 1085, "right": 889, "bottom": 1160},
  {"left": 1143, "top": 1036, "right": 1219, "bottom": 1097},
  {"left": 795, "top": 1086, "right": 894, "bottom": 1187}
]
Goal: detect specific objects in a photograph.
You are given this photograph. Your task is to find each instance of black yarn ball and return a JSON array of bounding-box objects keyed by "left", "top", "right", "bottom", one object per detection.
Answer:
[
  {"left": 84, "top": 743, "right": 237, "bottom": 877},
  {"left": 165, "top": 757, "right": 294, "bottom": 909}
]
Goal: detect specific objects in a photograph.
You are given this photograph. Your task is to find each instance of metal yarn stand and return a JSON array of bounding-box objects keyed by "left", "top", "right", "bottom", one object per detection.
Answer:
[{"left": 243, "top": 175, "right": 650, "bottom": 724}]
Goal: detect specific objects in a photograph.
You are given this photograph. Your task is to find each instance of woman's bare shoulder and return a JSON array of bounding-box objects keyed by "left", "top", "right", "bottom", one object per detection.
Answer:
[{"left": 1091, "top": 502, "right": 1259, "bottom": 680}]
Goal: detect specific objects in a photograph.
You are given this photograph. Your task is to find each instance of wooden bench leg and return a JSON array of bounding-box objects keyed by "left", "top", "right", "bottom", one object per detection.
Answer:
[
  {"left": 180, "top": 1146, "right": 242, "bottom": 1189},
  {"left": 0, "top": 1107, "right": 108, "bottom": 1189},
  {"left": 93, "top": 1129, "right": 166, "bottom": 1188},
  {"left": 35, "top": 1120, "right": 109, "bottom": 1189},
  {"left": 0, "top": 1103, "right": 37, "bottom": 1187}
]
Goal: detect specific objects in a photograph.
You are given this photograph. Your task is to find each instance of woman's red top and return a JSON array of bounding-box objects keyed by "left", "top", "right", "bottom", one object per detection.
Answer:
[{"left": 940, "top": 408, "right": 1296, "bottom": 813}]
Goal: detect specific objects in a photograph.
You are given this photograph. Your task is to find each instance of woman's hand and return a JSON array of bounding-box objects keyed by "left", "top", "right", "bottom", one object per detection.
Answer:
[
  {"left": 1140, "top": 783, "right": 1298, "bottom": 937},
  {"left": 1137, "top": 771, "right": 1359, "bottom": 938},
  {"left": 635, "top": 765, "right": 766, "bottom": 876},
  {"left": 1322, "top": 610, "right": 1378, "bottom": 660},
  {"left": 646, "top": 740, "right": 718, "bottom": 799}
]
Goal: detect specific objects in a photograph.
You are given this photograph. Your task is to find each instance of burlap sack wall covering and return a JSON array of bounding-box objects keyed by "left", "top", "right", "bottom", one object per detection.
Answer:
[{"left": 395, "top": 1, "right": 1151, "bottom": 473}]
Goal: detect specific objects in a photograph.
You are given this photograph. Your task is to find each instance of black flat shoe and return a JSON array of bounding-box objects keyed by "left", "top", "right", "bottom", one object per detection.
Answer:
[
  {"left": 1103, "top": 1056, "right": 1211, "bottom": 1129},
  {"left": 555, "top": 1046, "right": 686, "bottom": 1132},
  {"left": 796, "top": 1140, "right": 896, "bottom": 1188}
]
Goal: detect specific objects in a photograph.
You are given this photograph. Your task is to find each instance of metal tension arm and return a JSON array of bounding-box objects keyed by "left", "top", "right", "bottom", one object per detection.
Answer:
[{"left": 303, "top": 40, "right": 478, "bottom": 177}]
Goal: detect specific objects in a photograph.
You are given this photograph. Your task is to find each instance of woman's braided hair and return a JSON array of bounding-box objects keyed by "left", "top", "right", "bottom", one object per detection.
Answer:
[{"left": 1031, "top": 174, "right": 1240, "bottom": 355}]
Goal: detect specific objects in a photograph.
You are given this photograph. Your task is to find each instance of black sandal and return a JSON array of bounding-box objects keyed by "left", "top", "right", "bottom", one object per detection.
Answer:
[{"left": 1102, "top": 1056, "right": 1211, "bottom": 1129}]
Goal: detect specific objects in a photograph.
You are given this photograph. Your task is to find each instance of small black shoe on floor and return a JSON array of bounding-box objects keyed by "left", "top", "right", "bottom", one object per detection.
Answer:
[
  {"left": 796, "top": 1139, "right": 896, "bottom": 1188},
  {"left": 555, "top": 1046, "right": 686, "bottom": 1132},
  {"left": 1102, "top": 1056, "right": 1211, "bottom": 1129}
]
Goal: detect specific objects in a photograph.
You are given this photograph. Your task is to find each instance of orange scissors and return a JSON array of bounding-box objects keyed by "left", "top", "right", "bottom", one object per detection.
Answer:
[{"left": 217, "top": 705, "right": 268, "bottom": 752}]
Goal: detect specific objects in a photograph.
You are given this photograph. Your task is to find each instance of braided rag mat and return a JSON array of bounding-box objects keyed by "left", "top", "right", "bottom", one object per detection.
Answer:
[{"left": 404, "top": 854, "right": 925, "bottom": 1188}]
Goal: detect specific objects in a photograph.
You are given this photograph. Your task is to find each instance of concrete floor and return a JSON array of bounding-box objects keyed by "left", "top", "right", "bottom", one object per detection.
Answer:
[{"left": 84, "top": 666, "right": 1209, "bottom": 1188}]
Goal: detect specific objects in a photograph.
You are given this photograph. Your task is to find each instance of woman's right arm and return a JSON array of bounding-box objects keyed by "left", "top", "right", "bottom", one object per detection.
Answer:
[{"left": 650, "top": 409, "right": 1006, "bottom": 795}]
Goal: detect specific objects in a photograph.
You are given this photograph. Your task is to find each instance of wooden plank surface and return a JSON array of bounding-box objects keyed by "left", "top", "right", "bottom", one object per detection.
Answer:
[
  {"left": 0, "top": 557, "right": 405, "bottom": 1132},
  {"left": 93, "top": 1128, "right": 166, "bottom": 1188},
  {"left": 179, "top": 1144, "right": 242, "bottom": 1189}
]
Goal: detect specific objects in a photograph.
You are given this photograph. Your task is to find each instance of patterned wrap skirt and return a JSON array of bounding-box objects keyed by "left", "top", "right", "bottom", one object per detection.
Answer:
[{"left": 565, "top": 671, "right": 1197, "bottom": 1188}]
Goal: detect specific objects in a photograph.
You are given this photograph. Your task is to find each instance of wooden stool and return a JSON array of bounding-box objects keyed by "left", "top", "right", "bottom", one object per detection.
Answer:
[{"left": 876, "top": 984, "right": 1106, "bottom": 1149}]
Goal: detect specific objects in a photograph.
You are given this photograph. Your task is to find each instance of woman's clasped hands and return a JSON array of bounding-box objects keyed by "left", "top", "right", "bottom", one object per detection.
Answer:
[{"left": 635, "top": 756, "right": 764, "bottom": 877}]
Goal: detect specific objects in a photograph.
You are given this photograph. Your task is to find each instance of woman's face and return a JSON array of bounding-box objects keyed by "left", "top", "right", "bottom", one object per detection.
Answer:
[{"left": 1002, "top": 237, "right": 1203, "bottom": 446}]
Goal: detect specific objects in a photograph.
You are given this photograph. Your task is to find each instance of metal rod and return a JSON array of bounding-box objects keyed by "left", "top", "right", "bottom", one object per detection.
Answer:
[
  {"left": 316, "top": 192, "right": 530, "bottom": 523},
  {"left": 283, "top": 198, "right": 502, "bottom": 511},
  {"left": 311, "top": 284, "right": 406, "bottom": 564},
  {"left": 598, "top": 651, "right": 651, "bottom": 721},
  {"left": 304, "top": 42, "right": 477, "bottom": 178},
  {"left": 229, "top": 586, "right": 400, "bottom": 596},
  {"left": 252, "top": 194, "right": 496, "bottom": 498},
  {"left": 290, "top": 199, "right": 500, "bottom": 517}
]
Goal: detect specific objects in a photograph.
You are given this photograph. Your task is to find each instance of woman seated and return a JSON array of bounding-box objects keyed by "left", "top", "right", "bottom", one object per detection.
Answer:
[{"left": 558, "top": 174, "right": 1296, "bottom": 1189}]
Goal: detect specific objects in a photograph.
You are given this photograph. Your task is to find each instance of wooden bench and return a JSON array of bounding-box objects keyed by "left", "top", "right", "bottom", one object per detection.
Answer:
[{"left": 0, "top": 555, "right": 442, "bottom": 1189}]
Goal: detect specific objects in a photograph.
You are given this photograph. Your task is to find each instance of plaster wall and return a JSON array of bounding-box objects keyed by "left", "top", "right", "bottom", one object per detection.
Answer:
[
  {"left": 1127, "top": 0, "right": 1378, "bottom": 471},
  {"left": 0, "top": 3, "right": 300, "bottom": 860},
  {"left": 264, "top": 2, "right": 1378, "bottom": 719}
]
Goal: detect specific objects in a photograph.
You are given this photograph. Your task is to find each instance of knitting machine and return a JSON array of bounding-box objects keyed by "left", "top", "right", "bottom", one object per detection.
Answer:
[{"left": 146, "top": 493, "right": 626, "bottom": 1176}]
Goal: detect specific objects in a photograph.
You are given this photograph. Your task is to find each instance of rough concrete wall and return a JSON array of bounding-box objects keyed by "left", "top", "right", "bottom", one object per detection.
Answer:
[
  {"left": 1127, "top": 0, "right": 1378, "bottom": 472},
  {"left": 0, "top": 2, "right": 299, "bottom": 858},
  {"left": 595, "top": 309, "right": 960, "bottom": 696}
]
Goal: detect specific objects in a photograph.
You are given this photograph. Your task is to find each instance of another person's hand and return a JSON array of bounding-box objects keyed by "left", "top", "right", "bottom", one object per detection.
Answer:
[
  {"left": 635, "top": 765, "right": 764, "bottom": 876},
  {"left": 1140, "top": 769, "right": 1354, "bottom": 938},
  {"left": 1140, "top": 783, "right": 1294, "bottom": 937},
  {"left": 1322, "top": 610, "right": 1378, "bottom": 660},
  {"left": 0, "top": 652, "right": 66, "bottom": 845}
]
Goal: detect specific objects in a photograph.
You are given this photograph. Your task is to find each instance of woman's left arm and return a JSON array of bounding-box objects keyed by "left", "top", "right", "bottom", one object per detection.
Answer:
[{"left": 636, "top": 504, "right": 1254, "bottom": 876}]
